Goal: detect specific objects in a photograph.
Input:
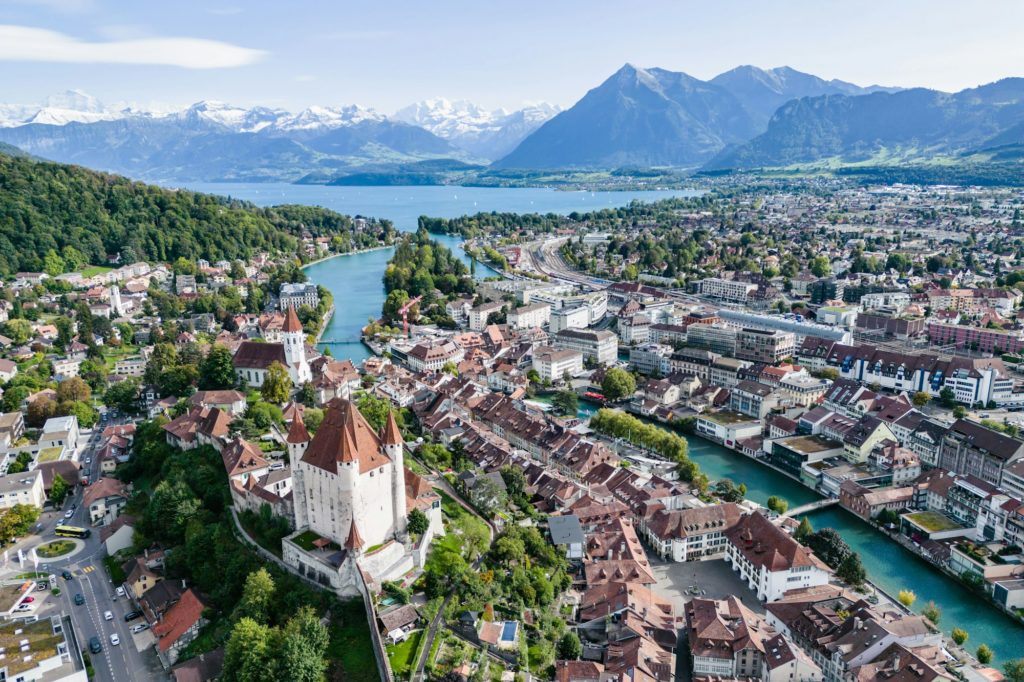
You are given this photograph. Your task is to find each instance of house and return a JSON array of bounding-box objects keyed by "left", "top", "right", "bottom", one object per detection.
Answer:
[
  {"left": 37, "top": 460, "right": 81, "bottom": 497},
  {"left": 378, "top": 604, "right": 419, "bottom": 644},
  {"left": 0, "top": 470, "right": 45, "bottom": 509},
  {"left": 724, "top": 512, "right": 831, "bottom": 601},
  {"left": 172, "top": 647, "right": 224, "bottom": 682},
  {"left": 84, "top": 476, "right": 129, "bottom": 525},
  {"left": 548, "top": 515, "right": 585, "bottom": 561},
  {"left": 939, "top": 419, "right": 1024, "bottom": 486},
  {"left": 123, "top": 555, "right": 163, "bottom": 599},
  {"left": 187, "top": 390, "right": 247, "bottom": 416},
  {"left": 641, "top": 503, "right": 743, "bottom": 562},
  {"left": 42, "top": 414, "right": 79, "bottom": 451},
  {"left": 154, "top": 588, "right": 208, "bottom": 666},
  {"left": 141, "top": 579, "right": 185, "bottom": 624},
  {"left": 0, "top": 411, "right": 25, "bottom": 447},
  {"left": 101, "top": 514, "right": 137, "bottom": 556},
  {"left": 0, "top": 359, "right": 17, "bottom": 383}
]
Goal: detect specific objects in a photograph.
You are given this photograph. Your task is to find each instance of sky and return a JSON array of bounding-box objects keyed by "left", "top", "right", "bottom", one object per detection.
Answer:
[{"left": 1, "top": 0, "right": 1022, "bottom": 113}]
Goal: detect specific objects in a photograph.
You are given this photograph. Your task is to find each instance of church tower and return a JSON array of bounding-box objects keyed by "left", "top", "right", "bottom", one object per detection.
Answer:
[
  {"left": 286, "top": 412, "right": 310, "bottom": 529},
  {"left": 381, "top": 410, "right": 407, "bottom": 537},
  {"left": 109, "top": 285, "right": 125, "bottom": 317},
  {"left": 282, "top": 306, "right": 312, "bottom": 383}
]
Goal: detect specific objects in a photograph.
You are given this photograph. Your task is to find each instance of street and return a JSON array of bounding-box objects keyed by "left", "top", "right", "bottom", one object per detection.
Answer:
[{"left": 1, "top": 409, "right": 164, "bottom": 682}]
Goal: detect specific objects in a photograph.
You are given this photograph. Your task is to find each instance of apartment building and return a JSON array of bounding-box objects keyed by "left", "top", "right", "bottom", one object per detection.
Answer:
[
  {"left": 735, "top": 328, "right": 796, "bottom": 364},
  {"left": 553, "top": 329, "right": 617, "bottom": 366}
]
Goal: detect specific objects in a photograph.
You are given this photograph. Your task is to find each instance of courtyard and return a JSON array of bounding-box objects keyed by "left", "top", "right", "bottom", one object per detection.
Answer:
[{"left": 649, "top": 556, "right": 763, "bottom": 617}]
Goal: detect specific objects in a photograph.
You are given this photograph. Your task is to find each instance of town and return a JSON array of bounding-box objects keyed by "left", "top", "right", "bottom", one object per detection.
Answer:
[{"left": 2, "top": 179, "right": 1024, "bottom": 682}]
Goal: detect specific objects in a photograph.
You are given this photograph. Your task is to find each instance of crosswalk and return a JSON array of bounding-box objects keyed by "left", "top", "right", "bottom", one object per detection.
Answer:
[{"left": 80, "top": 565, "right": 97, "bottom": 574}]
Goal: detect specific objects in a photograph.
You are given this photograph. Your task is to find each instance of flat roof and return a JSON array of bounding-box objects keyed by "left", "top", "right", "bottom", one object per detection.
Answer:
[
  {"left": 904, "top": 511, "right": 965, "bottom": 533},
  {"left": 779, "top": 435, "right": 842, "bottom": 454}
]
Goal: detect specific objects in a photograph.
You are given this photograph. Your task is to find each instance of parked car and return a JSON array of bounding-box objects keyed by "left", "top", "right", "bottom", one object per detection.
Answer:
[
  {"left": 115, "top": 586, "right": 125, "bottom": 598},
  {"left": 73, "top": 593, "right": 84, "bottom": 606},
  {"left": 124, "top": 611, "right": 141, "bottom": 622},
  {"left": 23, "top": 597, "right": 34, "bottom": 603},
  {"left": 103, "top": 610, "right": 113, "bottom": 621},
  {"left": 130, "top": 623, "right": 149, "bottom": 634},
  {"left": 15, "top": 604, "right": 32, "bottom": 612},
  {"left": 109, "top": 634, "right": 120, "bottom": 646},
  {"left": 89, "top": 636, "right": 102, "bottom": 654}
]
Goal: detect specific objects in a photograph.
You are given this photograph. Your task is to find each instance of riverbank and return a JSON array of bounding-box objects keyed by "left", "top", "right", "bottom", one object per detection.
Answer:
[{"left": 302, "top": 243, "right": 395, "bottom": 270}]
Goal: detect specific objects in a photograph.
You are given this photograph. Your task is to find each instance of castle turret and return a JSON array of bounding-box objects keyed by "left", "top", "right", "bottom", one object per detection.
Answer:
[
  {"left": 381, "top": 410, "right": 407, "bottom": 537},
  {"left": 282, "top": 306, "right": 312, "bottom": 383},
  {"left": 286, "top": 412, "right": 311, "bottom": 529}
]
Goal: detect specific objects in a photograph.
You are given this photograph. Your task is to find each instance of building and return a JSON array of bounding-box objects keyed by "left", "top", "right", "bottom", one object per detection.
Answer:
[
  {"left": 279, "top": 282, "right": 319, "bottom": 310},
  {"left": 699, "top": 277, "right": 757, "bottom": 302},
  {"left": 469, "top": 302, "right": 503, "bottom": 331},
  {"left": 724, "top": 512, "right": 831, "bottom": 601},
  {"left": 616, "top": 314, "right": 650, "bottom": 345},
  {"left": 686, "top": 323, "right": 738, "bottom": 356},
  {"left": 0, "top": 616, "right": 88, "bottom": 682},
  {"left": 532, "top": 346, "right": 584, "bottom": 382},
  {"left": 550, "top": 306, "right": 591, "bottom": 333},
  {"left": 641, "top": 503, "right": 743, "bottom": 562},
  {"left": 0, "top": 469, "right": 45, "bottom": 509},
  {"left": 736, "top": 328, "right": 796, "bottom": 364},
  {"left": 648, "top": 323, "right": 688, "bottom": 346},
  {"left": 927, "top": 321, "right": 1024, "bottom": 355},
  {"left": 84, "top": 476, "right": 129, "bottom": 525},
  {"left": 939, "top": 419, "right": 1024, "bottom": 486},
  {"left": 404, "top": 339, "right": 465, "bottom": 373},
  {"left": 719, "top": 309, "right": 852, "bottom": 345},
  {"left": 629, "top": 343, "right": 673, "bottom": 376},
  {"left": 233, "top": 306, "right": 312, "bottom": 386},
  {"left": 729, "top": 380, "right": 781, "bottom": 419},
  {"left": 508, "top": 303, "right": 550, "bottom": 330},
  {"left": 153, "top": 588, "right": 208, "bottom": 666},
  {"left": 553, "top": 329, "right": 617, "bottom": 366},
  {"left": 283, "top": 402, "right": 442, "bottom": 595}
]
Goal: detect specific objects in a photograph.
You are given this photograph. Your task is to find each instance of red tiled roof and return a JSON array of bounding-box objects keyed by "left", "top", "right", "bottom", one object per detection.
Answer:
[
  {"left": 154, "top": 588, "right": 206, "bottom": 652},
  {"left": 283, "top": 306, "right": 303, "bottom": 333},
  {"left": 302, "top": 398, "right": 389, "bottom": 474}
]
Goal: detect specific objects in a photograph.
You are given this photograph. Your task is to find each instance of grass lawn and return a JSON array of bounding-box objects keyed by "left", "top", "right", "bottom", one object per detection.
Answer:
[
  {"left": 36, "top": 447, "right": 63, "bottom": 463},
  {"left": 904, "top": 511, "right": 963, "bottom": 533},
  {"left": 36, "top": 540, "right": 75, "bottom": 558},
  {"left": 327, "top": 599, "right": 381, "bottom": 682},
  {"left": 81, "top": 266, "right": 113, "bottom": 278},
  {"left": 386, "top": 629, "right": 422, "bottom": 678}
]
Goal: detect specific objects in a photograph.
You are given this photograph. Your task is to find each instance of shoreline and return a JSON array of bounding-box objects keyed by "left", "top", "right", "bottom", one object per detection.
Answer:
[{"left": 300, "top": 242, "right": 395, "bottom": 270}]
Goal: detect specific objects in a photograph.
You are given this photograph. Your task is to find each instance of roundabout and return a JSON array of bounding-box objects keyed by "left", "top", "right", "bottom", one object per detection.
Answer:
[{"left": 30, "top": 537, "right": 86, "bottom": 561}]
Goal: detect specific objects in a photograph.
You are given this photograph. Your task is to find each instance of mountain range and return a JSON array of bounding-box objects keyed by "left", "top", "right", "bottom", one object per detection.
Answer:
[{"left": 2, "top": 64, "right": 1023, "bottom": 181}]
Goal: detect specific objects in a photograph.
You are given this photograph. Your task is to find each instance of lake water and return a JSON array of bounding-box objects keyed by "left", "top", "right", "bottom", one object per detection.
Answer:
[{"left": 181, "top": 183, "right": 700, "bottom": 362}]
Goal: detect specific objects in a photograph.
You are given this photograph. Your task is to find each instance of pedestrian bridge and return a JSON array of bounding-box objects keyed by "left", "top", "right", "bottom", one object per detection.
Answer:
[{"left": 781, "top": 498, "right": 840, "bottom": 518}]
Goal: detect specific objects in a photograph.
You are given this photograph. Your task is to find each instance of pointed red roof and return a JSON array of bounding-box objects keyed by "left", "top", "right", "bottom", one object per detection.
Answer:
[
  {"left": 283, "top": 305, "right": 303, "bottom": 333},
  {"left": 344, "top": 519, "right": 364, "bottom": 550},
  {"left": 286, "top": 412, "right": 310, "bottom": 444},
  {"left": 381, "top": 410, "right": 403, "bottom": 446},
  {"left": 301, "top": 398, "right": 389, "bottom": 474}
]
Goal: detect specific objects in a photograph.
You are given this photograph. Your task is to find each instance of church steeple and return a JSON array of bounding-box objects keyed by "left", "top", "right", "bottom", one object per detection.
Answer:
[{"left": 282, "top": 305, "right": 311, "bottom": 383}]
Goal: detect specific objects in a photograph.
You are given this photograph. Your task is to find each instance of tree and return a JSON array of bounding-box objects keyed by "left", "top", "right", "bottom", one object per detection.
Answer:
[
  {"left": 407, "top": 508, "right": 429, "bottom": 537},
  {"left": 953, "top": 405, "right": 968, "bottom": 419},
  {"left": 49, "top": 473, "right": 70, "bottom": 507},
  {"left": 556, "top": 631, "right": 582, "bottom": 660},
  {"left": 236, "top": 568, "right": 275, "bottom": 624},
  {"left": 222, "top": 617, "right": 274, "bottom": 682},
  {"left": 199, "top": 344, "right": 237, "bottom": 390},
  {"left": 276, "top": 606, "right": 329, "bottom": 682},
  {"left": 921, "top": 600, "right": 941, "bottom": 625},
  {"left": 500, "top": 466, "right": 526, "bottom": 499},
  {"left": 714, "top": 479, "right": 746, "bottom": 503},
  {"left": 1003, "top": 659, "right": 1024, "bottom": 682},
  {"left": 911, "top": 391, "right": 931, "bottom": 407},
  {"left": 897, "top": 589, "right": 916, "bottom": 608},
  {"left": 837, "top": 553, "right": 866, "bottom": 587},
  {"left": 806, "top": 528, "right": 852, "bottom": 568},
  {"left": 766, "top": 496, "right": 789, "bottom": 514},
  {"left": 470, "top": 476, "right": 508, "bottom": 515},
  {"left": 56, "top": 376, "right": 91, "bottom": 404},
  {"left": 875, "top": 508, "right": 901, "bottom": 528},
  {"left": 261, "top": 362, "right": 292, "bottom": 404},
  {"left": 2, "top": 319, "right": 32, "bottom": 345},
  {"left": 977, "top": 644, "right": 994, "bottom": 665},
  {"left": 104, "top": 378, "right": 141, "bottom": 414},
  {"left": 296, "top": 382, "right": 316, "bottom": 407},
  {"left": 810, "top": 255, "right": 832, "bottom": 277},
  {"left": 27, "top": 397, "right": 58, "bottom": 428},
  {"left": 951, "top": 627, "right": 968, "bottom": 646},
  {"left": 601, "top": 367, "right": 636, "bottom": 402},
  {"left": 303, "top": 407, "right": 323, "bottom": 433},
  {"left": 552, "top": 390, "right": 578, "bottom": 417},
  {"left": 939, "top": 386, "right": 956, "bottom": 408}
]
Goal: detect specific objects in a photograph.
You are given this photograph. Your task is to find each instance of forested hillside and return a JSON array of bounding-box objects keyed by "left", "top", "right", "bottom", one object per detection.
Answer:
[{"left": 0, "top": 150, "right": 395, "bottom": 276}]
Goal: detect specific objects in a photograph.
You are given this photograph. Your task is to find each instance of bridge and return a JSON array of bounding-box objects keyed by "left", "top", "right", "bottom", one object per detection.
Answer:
[{"left": 781, "top": 498, "right": 840, "bottom": 518}]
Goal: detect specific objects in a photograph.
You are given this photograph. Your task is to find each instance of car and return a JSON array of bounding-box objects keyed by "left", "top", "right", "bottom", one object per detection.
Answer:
[
  {"left": 115, "top": 586, "right": 125, "bottom": 598},
  {"left": 103, "top": 610, "right": 113, "bottom": 621},
  {"left": 109, "top": 633, "right": 120, "bottom": 646},
  {"left": 84, "top": 458, "right": 91, "bottom": 466},
  {"left": 130, "top": 623, "right": 149, "bottom": 634},
  {"left": 61, "top": 570, "right": 73, "bottom": 580},
  {"left": 89, "top": 636, "right": 102, "bottom": 654},
  {"left": 63, "top": 509, "right": 74, "bottom": 519},
  {"left": 23, "top": 596, "right": 34, "bottom": 603},
  {"left": 15, "top": 604, "right": 32, "bottom": 612},
  {"left": 124, "top": 611, "right": 141, "bottom": 622},
  {"left": 73, "top": 593, "right": 84, "bottom": 606}
]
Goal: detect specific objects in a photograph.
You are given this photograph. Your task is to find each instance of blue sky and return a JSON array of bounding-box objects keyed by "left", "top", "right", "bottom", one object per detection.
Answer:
[{"left": 1, "top": 0, "right": 1021, "bottom": 112}]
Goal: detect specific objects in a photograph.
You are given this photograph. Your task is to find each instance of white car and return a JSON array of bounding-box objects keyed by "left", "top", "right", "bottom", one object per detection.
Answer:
[
  {"left": 115, "top": 586, "right": 125, "bottom": 598},
  {"left": 130, "top": 623, "right": 149, "bottom": 634},
  {"left": 109, "top": 633, "right": 120, "bottom": 646},
  {"left": 64, "top": 509, "right": 74, "bottom": 519},
  {"left": 103, "top": 611, "right": 113, "bottom": 621}
]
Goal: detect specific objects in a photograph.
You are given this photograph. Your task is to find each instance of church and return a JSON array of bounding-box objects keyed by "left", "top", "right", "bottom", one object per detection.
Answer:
[
  {"left": 233, "top": 306, "right": 313, "bottom": 387},
  {"left": 282, "top": 397, "right": 442, "bottom": 595}
]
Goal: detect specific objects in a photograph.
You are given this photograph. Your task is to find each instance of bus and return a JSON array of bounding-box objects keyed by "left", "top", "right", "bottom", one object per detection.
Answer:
[{"left": 54, "top": 526, "right": 91, "bottom": 539}]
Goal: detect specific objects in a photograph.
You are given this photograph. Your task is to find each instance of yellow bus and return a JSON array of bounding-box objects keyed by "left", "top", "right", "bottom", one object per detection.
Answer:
[{"left": 54, "top": 525, "right": 91, "bottom": 539}]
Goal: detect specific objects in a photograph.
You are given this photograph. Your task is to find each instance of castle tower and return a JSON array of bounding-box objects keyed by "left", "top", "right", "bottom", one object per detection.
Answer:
[
  {"left": 282, "top": 306, "right": 312, "bottom": 383},
  {"left": 286, "top": 412, "right": 311, "bottom": 529},
  {"left": 381, "top": 410, "right": 407, "bottom": 537}
]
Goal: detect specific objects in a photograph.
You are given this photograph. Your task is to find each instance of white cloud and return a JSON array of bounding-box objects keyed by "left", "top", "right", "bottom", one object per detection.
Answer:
[{"left": 0, "top": 25, "right": 265, "bottom": 69}]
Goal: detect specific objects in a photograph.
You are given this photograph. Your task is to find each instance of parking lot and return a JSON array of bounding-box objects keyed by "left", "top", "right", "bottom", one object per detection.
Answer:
[{"left": 649, "top": 557, "right": 764, "bottom": 616}]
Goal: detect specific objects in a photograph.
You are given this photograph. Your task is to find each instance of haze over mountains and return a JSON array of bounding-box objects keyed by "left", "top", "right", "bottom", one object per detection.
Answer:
[{"left": 1, "top": 64, "right": 1023, "bottom": 181}]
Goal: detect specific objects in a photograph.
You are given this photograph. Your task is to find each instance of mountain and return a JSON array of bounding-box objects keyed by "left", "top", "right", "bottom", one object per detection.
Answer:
[
  {"left": 710, "top": 66, "right": 896, "bottom": 126},
  {"left": 0, "top": 146, "right": 396, "bottom": 276},
  {"left": 0, "top": 97, "right": 467, "bottom": 182},
  {"left": 393, "top": 98, "right": 560, "bottom": 159},
  {"left": 495, "top": 64, "right": 761, "bottom": 169},
  {"left": 706, "top": 78, "right": 1024, "bottom": 169}
]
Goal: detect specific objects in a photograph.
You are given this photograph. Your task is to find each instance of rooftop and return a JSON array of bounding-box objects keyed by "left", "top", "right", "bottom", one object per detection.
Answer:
[{"left": 903, "top": 511, "right": 964, "bottom": 533}]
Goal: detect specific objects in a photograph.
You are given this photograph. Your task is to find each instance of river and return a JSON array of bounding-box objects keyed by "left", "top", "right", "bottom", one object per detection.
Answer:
[{"left": 181, "top": 181, "right": 1024, "bottom": 661}]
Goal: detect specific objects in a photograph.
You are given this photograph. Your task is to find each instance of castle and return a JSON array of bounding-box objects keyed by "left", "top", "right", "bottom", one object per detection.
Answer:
[
  {"left": 282, "top": 398, "right": 442, "bottom": 595},
  {"left": 233, "top": 306, "right": 313, "bottom": 387}
]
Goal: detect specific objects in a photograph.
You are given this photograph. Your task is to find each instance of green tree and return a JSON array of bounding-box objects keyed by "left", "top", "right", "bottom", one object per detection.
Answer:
[
  {"left": 911, "top": 391, "right": 931, "bottom": 407},
  {"left": 104, "top": 378, "right": 141, "bottom": 414},
  {"left": 601, "top": 367, "right": 636, "bottom": 402},
  {"left": 556, "top": 631, "right": 582, "bottom": 660},
  {"left": 261, "top": 362, "right": 292, "bottom": 404},
  {"left": 3, "top": 319, "right": 32, "bottom": 345},
  {"left": 810, "top": 255, "right": 832, "bottom": 277},
  {"left": 953, "top": 405, "right": 968, "bottom": 419},
  {"left": 237, "top": 568, "right": 276, "bottom": 624},
  {"left": 356, "top": 393, "right": 397, "bottom": 432},
  {"left": 766, "top": 496, "right": 789, "bottom": 514},
  {"left": 407, "top": 508, "right": 429, "bottom": 536},
  {"left": 1003, "top": 659, "right": 1024, "bottom": 682},
  {"left": 276, "top": 606, "right": 329, "bottom": 682},
  {"left": 56, "top": 376, "right": 91, "bottom": 404},
  {"left": 199, "top": 344, "right": 238, "bottom": 390},
  {"left": 222, "top": 617, "right": 274, "bottom": 682},
  {"left": 296, "top": 382, "right": 316, "bottom": 407},
  {"left": 951, "top": 627, "right": 968, "bottom": 646},
  {"left": 49, "top": 473, "right": 70, "bottom": 507},
  {"left": 921, "top": 600, "right": 941, "bottom": 625},
  {"left": 551, "top": 390, "right": 579, "bottom": 417},
  {"left": 939, "top": 386, "right": 956, "bottom": 408},
  {"left": 977, "top": 644, "right": 994, "bottom": 665},
  {"left": 837, "top": 553, "right": 866, "bottom": 586},
  {"left": 795, "top": 516, "right": 814, "bottom": 542}
]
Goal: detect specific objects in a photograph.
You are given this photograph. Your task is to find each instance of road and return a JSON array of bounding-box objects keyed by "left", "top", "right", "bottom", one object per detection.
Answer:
[{"left": 2, "top": 409, "right": 163, "bottom": 682}]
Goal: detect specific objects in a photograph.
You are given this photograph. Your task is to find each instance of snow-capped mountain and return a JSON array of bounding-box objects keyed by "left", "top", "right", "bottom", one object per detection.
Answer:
[
  {"left": 0, "top": 90, "right": 125, "bottom": 127},
  {"left": 393, "top": 98, "right": 560, "bottom": 159}
]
